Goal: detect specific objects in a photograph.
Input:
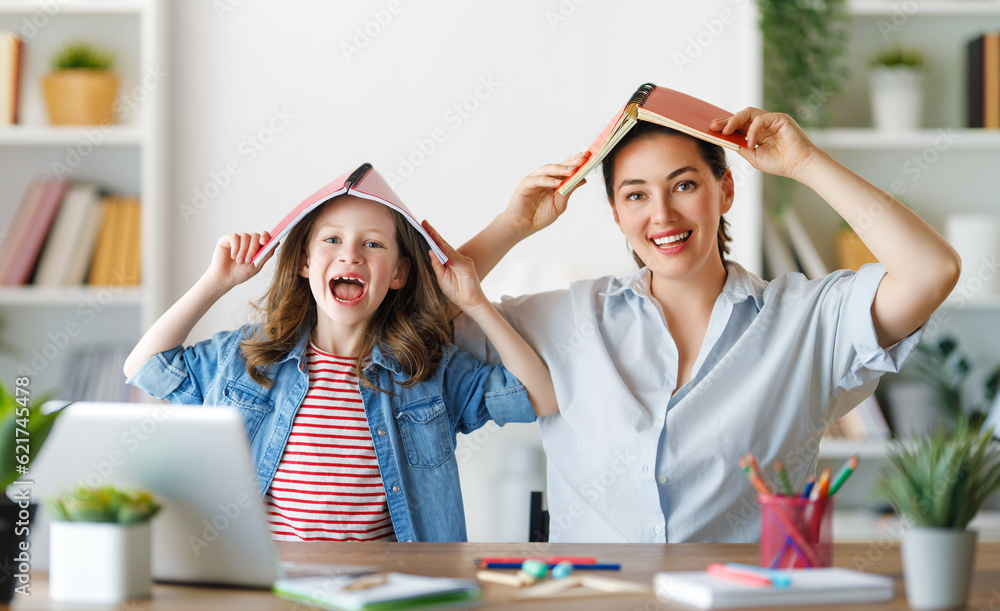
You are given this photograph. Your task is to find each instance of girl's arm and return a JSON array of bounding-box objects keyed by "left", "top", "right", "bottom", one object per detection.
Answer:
[
  {"left": 458, "top": 152, "right": 589, "bottom": 280},
  {"left": 123, "top": 232, "right": 274, "bottom": 378},
  {"left": 713, "top": 109, "right": 961, "bottom": 348},
  {"left": 424, "top": 221, "right": 558, "bottom": 417}
]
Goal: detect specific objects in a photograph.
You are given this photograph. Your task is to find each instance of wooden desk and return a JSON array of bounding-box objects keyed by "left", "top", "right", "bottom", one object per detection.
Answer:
[{"left": 12, "top": 542, "right": 1000, "bottom": 610}]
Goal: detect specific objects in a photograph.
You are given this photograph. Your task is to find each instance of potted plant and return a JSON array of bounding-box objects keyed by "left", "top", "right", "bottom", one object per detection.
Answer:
[
  {"left": 0, "top": 380, "right": 59, "bottom": 602},
  {"left": 870, "top": 46, "right": 925, "bottom": 131},
  {"left": 42, "top": 42, "right": 117, "bottom": 125},
  {"left": 46, "top": 485, "right": 161, "bottom": 603},
  {"left": 878, "top": 420, "right": 1000, "bottom": 609}
]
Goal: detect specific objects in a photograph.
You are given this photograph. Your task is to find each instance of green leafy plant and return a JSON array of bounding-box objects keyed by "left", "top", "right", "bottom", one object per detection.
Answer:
[
  {"left": 50, "top": 43, "right": 115, "bottom": 71},
  {"left": 0, "top": 380, "right": 59, "bottom": 497},
  {"left": 46, "top": 486, "right": 161, "bottom": 525},
  {"left": 870, "top": 46, "right": 924, "bottom": 70},
  {"left": 878, "top": 419, "right": 1000, "bottom": 529},
  {"left": 758, "top": 0, "right": 849, "bottom": 128},
  {"left": 909, "top": 336, "right": 995, "bottom": 428}
]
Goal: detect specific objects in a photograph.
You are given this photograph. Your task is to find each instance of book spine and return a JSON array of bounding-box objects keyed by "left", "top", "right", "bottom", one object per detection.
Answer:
[
  {"left": 987, "top": 33, "right": 1000, "bottom": 129},
  {"left": 630, "top": 83, "right": 655, "bottom": 107},
  {"left": 346, "top": 163, "right": 373, "bottom": 188},
  {"left": 969, "top": 35, "right": 985, "bottom": 128}
]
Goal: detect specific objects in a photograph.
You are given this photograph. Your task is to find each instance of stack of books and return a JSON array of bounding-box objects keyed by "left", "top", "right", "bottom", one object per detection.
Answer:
[{"left": 0, "top": 178, "right": 141, "bottom": 287}]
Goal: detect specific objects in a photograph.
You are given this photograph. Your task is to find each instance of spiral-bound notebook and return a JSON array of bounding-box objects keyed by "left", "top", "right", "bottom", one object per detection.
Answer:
[
  {"left": 654, "top": 567, "right": 894, "bottom": 609},
  {"left": 557, "top": 83, "right": 748, "bottom": 195}
]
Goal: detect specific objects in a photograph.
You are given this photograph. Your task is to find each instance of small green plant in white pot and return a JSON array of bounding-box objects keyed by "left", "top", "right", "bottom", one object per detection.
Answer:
[
  {"left": 46, "top": 486, "right": 161, "bottom": 603},
  {"left": 869, "top": 46, "right": 925, "bottom": 131},
  {"left": 878, "top": 419, "right": 1000, "bottom": 609}
]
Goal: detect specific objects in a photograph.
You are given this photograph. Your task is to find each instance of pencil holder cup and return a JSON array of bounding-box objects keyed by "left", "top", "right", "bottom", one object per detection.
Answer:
[{"left": 758, "top": 494, "right": 833, "bottom": 569}]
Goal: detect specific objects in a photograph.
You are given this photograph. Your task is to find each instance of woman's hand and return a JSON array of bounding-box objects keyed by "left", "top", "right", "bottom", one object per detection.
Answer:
[
  {"left": 711, "top": 108, "right": 822, "bottom": 182},
  {"left": 500, "top": 152, "right": 590, "bottom": 238},
  {"left": 207, "top": 232, "right": 273, "bottom": 289},
  {"left": 424, "top": 221, "right": 489, "bottom": 312}
]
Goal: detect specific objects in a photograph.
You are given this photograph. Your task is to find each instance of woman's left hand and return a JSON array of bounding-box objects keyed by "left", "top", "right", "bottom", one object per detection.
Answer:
[
  {"left": 423, "top": 220, "right": 488, "bottom": 312},
  {"left": 711, "top": 108, "right": 821, "bottom": 181}
]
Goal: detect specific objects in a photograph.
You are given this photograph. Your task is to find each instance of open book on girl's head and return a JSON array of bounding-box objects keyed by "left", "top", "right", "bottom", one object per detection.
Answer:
[
  {"left": 253, "top": 163, "right": 448, "bottom": 267},
  {"left": 558, "top": 83, "right": 749, "bottom": 195}
]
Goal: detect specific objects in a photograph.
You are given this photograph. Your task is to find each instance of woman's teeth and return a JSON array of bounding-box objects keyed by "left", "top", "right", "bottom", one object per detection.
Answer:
[{"left": 653, "top": 231, "right": 691, "bottom": 246}]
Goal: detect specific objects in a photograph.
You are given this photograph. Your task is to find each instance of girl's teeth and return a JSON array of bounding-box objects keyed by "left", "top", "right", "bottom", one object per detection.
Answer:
[{"left": 654, "top": 231, "right": 691, "bottom": 246}]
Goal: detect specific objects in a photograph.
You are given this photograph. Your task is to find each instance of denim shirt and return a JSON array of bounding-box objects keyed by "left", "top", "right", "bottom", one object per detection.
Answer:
[{"left": 126, "top": 325, "right": 535, "bottom": 542}]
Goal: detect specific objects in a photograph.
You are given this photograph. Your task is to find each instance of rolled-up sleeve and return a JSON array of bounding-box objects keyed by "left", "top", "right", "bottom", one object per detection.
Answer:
[
  {"left": 826, "top": 263, "right": 924, "bottom": 420},
  {"left": 125, "top": 328, "right": 244, "bottom": 404},
  {"left": 441, "top": 347, "right": 535, "bottom": 433}
]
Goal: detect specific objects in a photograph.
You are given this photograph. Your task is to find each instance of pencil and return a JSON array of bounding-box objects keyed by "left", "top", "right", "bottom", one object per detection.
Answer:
[
  {"left": 801, "top": 474, "right": 816, "bottom": 499},
  {"left": 828, "top": 454, "right": 860, "bottom": 497},
  {"left": 773, "top": 460, "right": 793, "bottom": 496},
  {"left": 745, "top": 453, "right": 774, "bottom": 495}
]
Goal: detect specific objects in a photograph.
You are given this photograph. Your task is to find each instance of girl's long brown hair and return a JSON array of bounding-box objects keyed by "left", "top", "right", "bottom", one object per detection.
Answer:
[{"left": 241, "top": 199, "right": 452, "bottom": 390}]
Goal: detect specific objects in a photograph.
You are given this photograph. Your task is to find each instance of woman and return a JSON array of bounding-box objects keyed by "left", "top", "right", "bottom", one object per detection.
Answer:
[{"left": 454, "top": 107, "right": 960, "bottom": 543}]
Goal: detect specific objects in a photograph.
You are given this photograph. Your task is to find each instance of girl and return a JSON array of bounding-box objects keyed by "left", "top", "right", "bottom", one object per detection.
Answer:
[
  {"left": 454, "top": 106, "right": 961, "bottom": 543},
  {"left": 123, "top": 171, "right": 557, "bottom": 543}
]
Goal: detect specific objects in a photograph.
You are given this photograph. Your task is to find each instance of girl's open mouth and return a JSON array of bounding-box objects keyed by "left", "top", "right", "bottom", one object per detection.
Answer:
[{"left": 330, "top": 277, "right": 368, "bottom": 304}]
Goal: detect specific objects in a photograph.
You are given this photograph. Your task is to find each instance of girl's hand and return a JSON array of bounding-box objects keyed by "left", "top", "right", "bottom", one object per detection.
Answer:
[
  {"left": 711, "top": 108, "right": 821, "bottom": 181},
  {"left": 423, "top": 221, "right": 488, "bottom": 312},
  {"left": 207, "top": 232, "right": 273, "bottom": 288},
  {"left": 501, "top": 152, "right": 590, "bottom": 238}
]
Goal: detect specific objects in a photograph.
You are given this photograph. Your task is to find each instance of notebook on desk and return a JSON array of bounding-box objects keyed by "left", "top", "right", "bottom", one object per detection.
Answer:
[
  {"left": 654, "top": 567, "right": 894, "bottom": 609},
  {"left": 28, "top": 401, "right": 281, "bottom": 588}
]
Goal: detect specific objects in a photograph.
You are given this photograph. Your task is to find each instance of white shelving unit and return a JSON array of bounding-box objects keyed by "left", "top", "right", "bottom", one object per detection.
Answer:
[
  {"left": 793, "top": 3, "right": 1000, "bottom": 481},
  {"left": 0, "top": 0, "right": 166, "bottom": 398}
]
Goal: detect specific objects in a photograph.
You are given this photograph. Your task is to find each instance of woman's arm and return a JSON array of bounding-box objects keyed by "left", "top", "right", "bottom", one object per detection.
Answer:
[
  {"left": 123, "top": 232, "right": 273, "bottom": 378},
  {"left": 713, "top": 109, "right": 961, "bottom": 347},
  {"left": 425, "top": 222, "right": 557, "bottom": 417},
  {"left": 458, "top": 152, "right": 589, "bottom": 280}
]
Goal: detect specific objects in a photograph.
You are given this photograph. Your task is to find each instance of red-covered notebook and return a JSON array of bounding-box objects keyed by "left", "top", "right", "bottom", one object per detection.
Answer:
[
  {"left": 253, "top": 163, "right": 448, "bottom": 267},
  {"left": 558, "top": 84, "right": 748, "bottom": 195}
]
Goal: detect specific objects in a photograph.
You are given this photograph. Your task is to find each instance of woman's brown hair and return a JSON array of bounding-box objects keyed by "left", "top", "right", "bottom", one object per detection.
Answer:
[
  {"left": 600, "top": 122, "right": 733, "bottom": 268},
  {"left": 241, "top": 199, "right": 452, "bottom": 390}
]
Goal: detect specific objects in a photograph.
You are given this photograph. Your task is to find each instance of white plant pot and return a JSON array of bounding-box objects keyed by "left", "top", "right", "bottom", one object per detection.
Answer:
[
  {"left": 870, "top": 67, "right": 923, "bottom": 130},
  {"left": 49, "top": 521, "right": 152, "bottom": 603},
  {"left": 901, "top": 527, "right": 977, "bottom": 609},
  {"left": 945, "top": 214, "right": 1000, "bottom": 298}
]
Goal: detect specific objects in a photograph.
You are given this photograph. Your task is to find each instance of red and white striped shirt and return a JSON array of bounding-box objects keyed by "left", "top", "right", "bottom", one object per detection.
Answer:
[{"left": 265, "top": 346, "right": 395, "bottom": 542}]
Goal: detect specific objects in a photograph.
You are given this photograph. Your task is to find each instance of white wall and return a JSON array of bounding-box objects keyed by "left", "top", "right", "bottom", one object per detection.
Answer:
[{"left": 168, "top": 0, "right": 761, "bottom": 541}]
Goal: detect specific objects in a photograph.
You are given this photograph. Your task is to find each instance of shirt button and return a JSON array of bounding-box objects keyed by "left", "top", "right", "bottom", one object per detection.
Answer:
[
  {"left": 377, "top": 429, "right": 386, "bottom": 436},
  {"left": 658, "top": 475, "right": 667, "bottom": 483},
  {"left": 392, "top": 485, "right": 400, "bottom": 493},
  {"left": 654, "top": 525, "right": 664, "bottom": 535},
  {"left": 653, "top": 419, "right": 663, "bottom": 427},
  {"left": 643, "top": 465, "right": 650, "bottom": 474}
]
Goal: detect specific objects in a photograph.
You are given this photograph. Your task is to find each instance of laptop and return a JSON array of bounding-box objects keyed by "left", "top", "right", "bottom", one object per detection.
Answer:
[{"left": 28, "top": 401, "right": 281, "bottom": 588}]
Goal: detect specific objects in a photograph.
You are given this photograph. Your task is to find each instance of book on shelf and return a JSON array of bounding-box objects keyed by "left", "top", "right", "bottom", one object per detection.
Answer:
[
  {"left": 0, "top": 178, "right": 47, "bottom": 281},
  {"left": 780, "top": 205, "right": 829, "bottom": 281},
  {"left": 557, "top": 83, "right": 748, "bottom": 196},
  {"left": 87, "top": 196, "right": 141, "bottom": 287},
  {"left": 253, "top": 162, "right": 447, "bottom": 267},
  {"left": 34, "top": 183, "right": 101, "bottom": 286},
  {"left": 829, "top": 394, "right": 890, "bottom": 441},
  {"left": 62, "top": 188, "right": 106, "bottom": 285},
  {"left": 968, "top": 32, "right": 1000, "bottom": 129},
  {"left": 0, "top": 31, "right": 23, "bottom": 125},
  {"left": 1, "top": 178, "right": 69, "bottom": 286}
]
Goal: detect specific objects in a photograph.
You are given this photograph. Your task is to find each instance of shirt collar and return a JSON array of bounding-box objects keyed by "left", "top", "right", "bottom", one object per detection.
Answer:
[
  {"left": 601, "top": 261, "right": 766, "bottom": 309},
  {"left": 369, "top": 343, "right": 404, "bottom": 375}
]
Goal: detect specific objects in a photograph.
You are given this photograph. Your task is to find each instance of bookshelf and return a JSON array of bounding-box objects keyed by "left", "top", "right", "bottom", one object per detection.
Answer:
[
  {"left": 776, "top": 2, "right": 1000, "bottom": 464},
  {"left": 0, "top": 0, "right": 166, "bottom": 400}
]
